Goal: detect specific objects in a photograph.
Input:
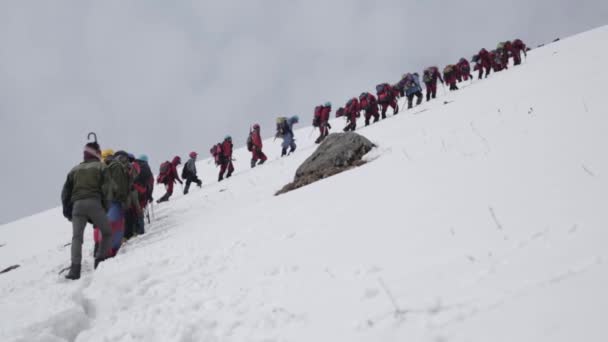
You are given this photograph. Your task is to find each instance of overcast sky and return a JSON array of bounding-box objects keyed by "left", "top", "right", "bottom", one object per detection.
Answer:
[{"left": 0, "top": 0, "right": 607, "bottom": 224}]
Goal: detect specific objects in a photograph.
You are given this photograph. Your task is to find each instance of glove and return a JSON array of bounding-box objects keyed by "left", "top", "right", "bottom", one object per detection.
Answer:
[{"left": 62, "top": 205, "right": 72, "bottom": 222}]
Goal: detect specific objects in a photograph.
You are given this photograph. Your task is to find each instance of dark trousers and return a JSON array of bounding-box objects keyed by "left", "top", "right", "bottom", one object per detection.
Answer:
[
  {"left": 124, "top": 209, "right": 139, "bottom": 239},
  {"left": 315, "top": 123, "right": 330, "bottom": 143},
  {"left": 251, "top": 148, "right": 267, "bottom": 167},
  {"left": 184, "top": 175, "right": 202, "bottom": 194},
  {"left": 380, "top": 100, "right": 398, "bottom": 118},
  {"left": 219, "top": 161, "right": 234, "bottom": 181},
  {"left": 407, "top": 92, "right": 423, "bottom": 109},
  {"left": 426, "top": 83, "right": 437, "bottom": 101},
  {"left": 158, "top": 181, "right": 174, "bottom": 203},
  {"left": 364, "top": 109, "right": 379, "bottom": 126},
  {"left": 71, "top": 198, "right": 111, "bottom": 265},
  {"left": 343, "top": 119, "right": 356, "bottom": 131},
  {"left": 513, "top": 53, "right": 522, "bottom": 65}
]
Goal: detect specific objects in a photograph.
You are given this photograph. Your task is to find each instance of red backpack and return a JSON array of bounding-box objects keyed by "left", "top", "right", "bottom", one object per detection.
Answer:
[
  {"left": 336, "top": 107, "right": 345, "bottom": 118},
  {"left": 359, "top": 96, "right": 368, "bottom": 109},
  {"left": 313, "top": 105, "right": 323, "bottom": 127},
  {"left": 157, "top": 161, "right": 171, "bottom": 184},
  {"left": 210, "top": 144, "right": 222, "bottom": 164}
]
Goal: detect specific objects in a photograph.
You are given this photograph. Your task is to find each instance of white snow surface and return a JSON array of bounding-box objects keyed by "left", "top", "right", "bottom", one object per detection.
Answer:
[{"left": 1, "top": 27, "right": 608, "bottom": 342}]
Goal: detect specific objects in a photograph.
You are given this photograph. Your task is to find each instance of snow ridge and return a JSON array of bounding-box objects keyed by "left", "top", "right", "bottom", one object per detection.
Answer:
[{"left": 1, "top": 26, "right": 608, "bottom": 342}]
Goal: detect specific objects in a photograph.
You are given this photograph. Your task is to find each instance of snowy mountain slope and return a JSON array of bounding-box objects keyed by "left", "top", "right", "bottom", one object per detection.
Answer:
[{"left": 1, "top": 26, "right": 608, "bottom": 342}]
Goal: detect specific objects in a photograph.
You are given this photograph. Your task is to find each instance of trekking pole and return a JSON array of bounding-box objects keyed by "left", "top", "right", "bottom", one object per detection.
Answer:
[
  {"left": 145, "top": 207, "right": 151, "bottom": 224},
  {"left": 308, "top": 127, "right": 315, "bottom": 139}
]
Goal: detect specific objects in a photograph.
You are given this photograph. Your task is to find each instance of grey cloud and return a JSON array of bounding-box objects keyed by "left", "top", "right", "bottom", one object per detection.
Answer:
[{"left": 1, "top": 0, "right": 607, "bottom": 223}]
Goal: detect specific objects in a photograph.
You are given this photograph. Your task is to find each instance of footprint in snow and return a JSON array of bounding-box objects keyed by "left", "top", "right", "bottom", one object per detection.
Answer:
[{"left": 362, "top": 288, "right": 380, "bottom": 300}]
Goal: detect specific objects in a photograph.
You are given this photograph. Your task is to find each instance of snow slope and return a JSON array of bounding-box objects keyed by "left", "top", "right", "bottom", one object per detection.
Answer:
[{"left": 1, "top": 26, "right": 608, "bottom": 342}]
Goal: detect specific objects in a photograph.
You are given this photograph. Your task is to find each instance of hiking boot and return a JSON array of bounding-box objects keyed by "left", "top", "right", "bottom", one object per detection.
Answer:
[
  {"left": 251, "top": 159, "right": 257, "bottom": 168},
  {"left": 226, "top": 172, "right": 232, "bottom": 178},
  {"left": 65, "top": 263, "right": 81, "bottom": 280},
  {"left": 94, "top": 257, "right": 106, "bottom": 269},
  {"left": 218, "top": 175, "right": 223, "bottom": 182},
  {"left": 258, "top": 159, "right": 266, "bottom": 165}
]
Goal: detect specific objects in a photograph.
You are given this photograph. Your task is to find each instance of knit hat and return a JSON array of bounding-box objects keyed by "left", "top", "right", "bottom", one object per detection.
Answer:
[{"left": 83, "top": 142, "right": 101, "bottom": 161}]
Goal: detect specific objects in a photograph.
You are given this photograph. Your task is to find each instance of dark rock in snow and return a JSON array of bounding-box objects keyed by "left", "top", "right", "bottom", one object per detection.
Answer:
[
  {"left": 0, "top": 264, "right": 20, "bottom": 274},
  {"left": 276, "top": 132, "right": 375, "bottom": 195}
]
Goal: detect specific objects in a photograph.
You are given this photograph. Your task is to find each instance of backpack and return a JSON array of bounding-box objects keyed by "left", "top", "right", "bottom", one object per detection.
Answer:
[
  {"left": 423, "top": 71, "right": 432, "bottom": 83},
  {"left": 472, "top": 54, "right": 480, "bottom": 63},
  {"left": 134, "top": 160, "right": 153, "bottom": 187},
  {"left": 376, "top": 83, "right": 391, "bottom": 102},
  {"left": 444, "top": 65, "right": 454, "bottom": 74},
  {"left": 336, "top": 107, "right": 345, "bottom": 118},
  {"left": 157, "top": 161, "right": 171, "bottom": 184},
  {"left": 403, "top": 75, "right": 415, "bottom": 89},
  {"left": 210, "top": 144, "right": 223, "bottom": 164},
  {"left": 246, "top": 132, "right": 254, "bottom": 152},
  {"left": 359, "top": 96, "right": 369, "bottom": 109},
  {"left": 313, "top": 106, "right": 323, "bottom": 127},
  {"left": 276, "top": 117, "right": 287, "bottom": 136},
  {"left": 181, "top": 159, "right": 194, "bottom": 179}
]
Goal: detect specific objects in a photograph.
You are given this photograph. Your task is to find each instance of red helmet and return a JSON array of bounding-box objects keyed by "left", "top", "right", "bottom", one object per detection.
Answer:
[
  {"left": 253, "top": 123, "right": 260, "bottom": 130},
  {"left": 189, "top": 151, "right": 198, "bottom": 158}
]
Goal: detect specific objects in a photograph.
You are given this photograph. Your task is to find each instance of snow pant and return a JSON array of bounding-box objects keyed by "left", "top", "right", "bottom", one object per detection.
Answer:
[
  {"left": 316, "top": 123, "right": 330, "bottom": 143},
  {"left": 364, "top": 109, "right": 379, "bottom": 126},
  {"left": 219, "top": 160, "right": 234, "bottom": 181},
  {"left": 407, "top": 91, "right": 423, "bottom": 109},
  {"left": 158, "top": 181, "right": 174, "bottom": 203},
  {"left": 425, "top": 82, "right": 437, "bottom": 101},
  {"left": 124, "top": 209, "right": 139, "bottom": 240},
  {"left": 93, "top": 201, "right": 124, "bottom": 259},
  {"left": 380, "top": 100, "right": 398, "bottom": 118},
  {"left": 461, "top": 70, "right": 472, "bottom": 81},
  {"left": 513, "top": 52, "right": 522, "bottom": 65},
  {"left": 136, "top": 192, "right": 148, "bottom": 234},
  {"left": 135, "top": 214, "right": 145, "bottom": 234},
  {"left": 251, "top": 148, "right": 267, "bottom": 168},
  {"left": 281, "top": 133, "right": 297, "bottom": 156},
  {"left": 501, "top": 55, "right": 509, "bottom": 69},
  {"left": 343, "top": 119, "right": 356, "bottom": 132},
  {"left": 483, "top": 64, "right": 492, "bottom": 78},
  {"left": 184, "top": 175, "right": 202, "bottom": 194},
  {"left": 71, "top": 198, "right": 111, "bottom": 265}
]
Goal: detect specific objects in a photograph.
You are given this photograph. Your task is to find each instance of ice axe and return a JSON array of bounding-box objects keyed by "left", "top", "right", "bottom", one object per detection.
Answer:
[
  {"left": 145, "top": 207, "right": 151, "bottom": 224},
  {"left": 87, "top": 132, "right": 98, "bottom": 143}
]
